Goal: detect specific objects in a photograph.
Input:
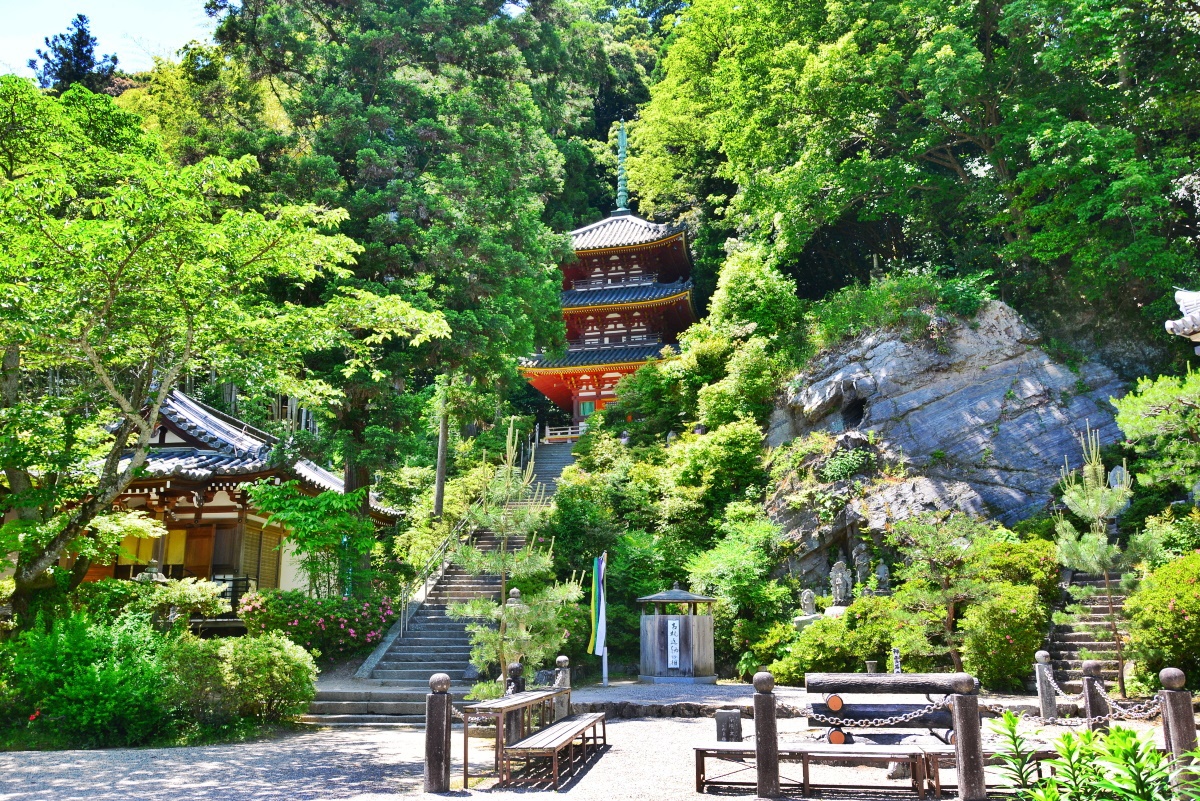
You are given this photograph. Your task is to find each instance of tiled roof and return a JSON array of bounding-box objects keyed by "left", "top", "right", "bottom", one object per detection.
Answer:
[
  {"left": 523, "top": 343, "right": 675, "bottom": 370},
  {"left": 132, "top": 391, "right": 397, "bottom": 516},
  {"left": 1166, "top": 289, "right": 1200, "bottom": 341},
  {"left": 562, "top": 279, "right": 692, "bottom": 309},
  {"left": 570, "top": 210, "right": 683, "bottom": 251}
]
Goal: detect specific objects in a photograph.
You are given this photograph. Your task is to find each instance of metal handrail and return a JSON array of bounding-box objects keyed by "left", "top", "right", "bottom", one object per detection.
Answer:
[{"left": 397, "top": 511, "right": 475, "bottom": 640}]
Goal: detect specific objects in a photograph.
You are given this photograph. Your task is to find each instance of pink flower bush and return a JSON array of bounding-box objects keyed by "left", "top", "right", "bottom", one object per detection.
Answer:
[{"left": 239, "top": 590, "right": 400, "bottom": 659}]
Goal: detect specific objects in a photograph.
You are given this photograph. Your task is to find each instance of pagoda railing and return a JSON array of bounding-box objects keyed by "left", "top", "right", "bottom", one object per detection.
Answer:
[
  {"left": 543, "top": 423, "right": 587, "bottom": 443},
  {"left": 568, "top": 332, "right": 662, "bottom": 350},
  {"left": 571, "top": 273, "right": 658, "bottom": 291}
]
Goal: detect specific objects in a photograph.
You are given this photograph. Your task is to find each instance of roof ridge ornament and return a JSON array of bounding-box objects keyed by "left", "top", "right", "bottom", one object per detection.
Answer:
[{"left": 615, "top": 119, "right": 629, "bottom": 212}]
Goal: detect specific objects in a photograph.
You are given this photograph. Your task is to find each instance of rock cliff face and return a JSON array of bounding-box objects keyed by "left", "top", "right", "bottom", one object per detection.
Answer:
[{"left": 766, "top": 301, "right": 1126, "bottom": 587}]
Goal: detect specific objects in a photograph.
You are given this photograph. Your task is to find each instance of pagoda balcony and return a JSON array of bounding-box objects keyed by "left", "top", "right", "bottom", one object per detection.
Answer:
[
  {"left": 571, "top": 273, "right": 658, "bottom": 291},
  {"left": 567, "top": 332, "right": 662, "bottom": 351}
]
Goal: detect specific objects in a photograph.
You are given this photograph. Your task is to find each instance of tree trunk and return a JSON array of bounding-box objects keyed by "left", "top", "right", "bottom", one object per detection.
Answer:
[
  {"left": 343, "top": 452, "right": 373, "bottom": 598},
  {"left": 433, "top": 393, "right": 449, "bottom": 520},
  {"left": 1103, "top": 572, "right": 1127, "bottom": 698}
]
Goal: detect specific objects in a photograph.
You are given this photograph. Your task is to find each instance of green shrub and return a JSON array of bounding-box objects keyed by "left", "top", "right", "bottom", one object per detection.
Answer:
[
  {"left": 160, "top": 633, "right": 229, "bottom": 724},
  {"left": 982, "top": 539, "right": 1060, "bottom": 604},
  {"left": 818, "top": 448, "right": 876, "bottom": 482},
  {"left": 961, "top": 583, "right": 1047, "bottom": 691},
  {"left": 768, "top": 595, "right": 918, "bottom": 685},
  {"left": 219, "top": 632, "right": 317, "bottom": 721},
  {"left": 72, "top": 578, "right": 153, "bottom": 622},
  {"left": 1125, "top": 553, "right": 1200, "bottom": 681},
  {"left": 2, "top": 614, "right": 169, "bottom": 747},
  {"left": 667, "top": 419, "right": 768, "bottom": 534},
  {"left": 1142, "top": 506, "right": 1200, "bottom": 564},
  {"left": 239, "top": 589, "right": 397, "bottom": 659},
  {"left": 707, "top": 247, "right": 803, "bottom": 343}
]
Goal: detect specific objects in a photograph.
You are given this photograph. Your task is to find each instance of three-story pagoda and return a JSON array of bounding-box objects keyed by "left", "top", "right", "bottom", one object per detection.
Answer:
[{"left": 522, "top": 125, "right": 697, "bottom": 425}]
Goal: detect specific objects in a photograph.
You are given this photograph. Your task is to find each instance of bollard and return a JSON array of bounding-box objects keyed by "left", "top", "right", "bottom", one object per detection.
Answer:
[
  {"left": 424, "top": 673, "right": 453, "bottom": 793},
  {"left": 754, "top": 671, "right": 781, "bottom": 798},
  {"left": 950, "top": 693, "right": 986, "bottom": 801},
  {"left": 1159, "top": 668, "right": 1198, "bottom": 795},
  {"left": 1034, "top": 650, "right": 1056, "bottom": 720},
  {"left": 1080, "top": 661, "right": 1109, "bottom": 733},
  {"left": 553, "top": 655, "right": 571, "bottom": 721},
  {"left": 866, "top": 660, "right": 879, "bottom": 674},
  {"left": 716, "top": 709, "right": 743, "bottom": 742}
]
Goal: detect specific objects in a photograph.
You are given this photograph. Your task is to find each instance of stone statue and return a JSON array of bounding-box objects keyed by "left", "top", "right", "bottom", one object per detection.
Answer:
[
  {"left": 875, "top": 561, "right": 891, "bottom": 593},
  {"left": 801, "top": 589, "right": 816, "bottom": 616},
  {"left": 829, "top": 561, "right": 852, "bottom": 606},
  {"left": 852, "top": 542, "right": 870, "bottom": 586}
]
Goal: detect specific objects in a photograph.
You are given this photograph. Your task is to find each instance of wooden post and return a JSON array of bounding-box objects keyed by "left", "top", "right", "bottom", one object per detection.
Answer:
[
  {"left": 1034, "top": 650, "right": 1056, "bottom": 720},
  {"left": 950, "top": 693, "right": 986, "bottom": 801},
  {"left": 1081, "top": 661, "right": 1109, "bottom": 733},
  {"left": 424, "top": 673, "right": 453, "bottom": 793},
  {"left": 1159, "top": 668, "right": 1198, "bottom": 795},
  {"left": 754, "top": 671, "right": 780, "bottom": 798}
]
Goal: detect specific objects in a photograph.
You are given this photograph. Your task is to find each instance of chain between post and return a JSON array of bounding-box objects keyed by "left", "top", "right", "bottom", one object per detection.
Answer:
[{"left": 805, "top": 696, "right": 951, "bottom": 727}]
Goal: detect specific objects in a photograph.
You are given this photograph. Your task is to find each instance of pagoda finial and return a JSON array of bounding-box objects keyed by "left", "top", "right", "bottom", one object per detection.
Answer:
[{"left": 616, "top": 119, "right": 629, "bottom": 211}]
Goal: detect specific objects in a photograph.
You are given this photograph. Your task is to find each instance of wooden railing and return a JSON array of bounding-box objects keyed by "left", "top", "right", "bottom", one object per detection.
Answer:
[
  {"left": 571, "top": 273, "right": 657, "bottom": 291},
  {"left": 567, "top": 332, "right": 661, "bottom": 350},
  {"left": 543, "top": 423, "right": 587, "bottom": 442}
]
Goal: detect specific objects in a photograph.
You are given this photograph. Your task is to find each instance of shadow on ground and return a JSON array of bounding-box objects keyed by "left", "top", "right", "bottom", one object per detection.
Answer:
[{"left": 0, "top": 729, "right": 424, "bottom": 800}]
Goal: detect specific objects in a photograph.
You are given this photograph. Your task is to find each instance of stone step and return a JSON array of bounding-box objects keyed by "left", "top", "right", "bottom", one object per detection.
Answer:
[
  {"left": 300, "top": 714, "right": 428, "bottom": 726},
  {"left": 313, "top": 689, "right": 466, "bottom": 702},
  {"left": 1052, "top": 631, "right": 1111, "bottom": 643},
  {"left": 1054, "top": 668, "right": 1120, "bottom": 680},
  {"left": 1051, "top": 650, "right": 1119, "bottom": 661},
  {"left": 379, "top": 651, "right": 473, "bottom": 663},
  {"left": 374, "top": 660, "right": 467, "bottom": 672},
  {"left": 309, "top": 700, "right": 429, "bottom": 715},
  {"left": 373, "top": 669, "right": 469, "bottom": 682}
]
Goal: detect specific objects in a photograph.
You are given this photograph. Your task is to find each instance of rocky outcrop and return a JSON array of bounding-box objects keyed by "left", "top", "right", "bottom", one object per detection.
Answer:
[{"left": 766, "top": 301, "right": 1125, "bottom": 587}]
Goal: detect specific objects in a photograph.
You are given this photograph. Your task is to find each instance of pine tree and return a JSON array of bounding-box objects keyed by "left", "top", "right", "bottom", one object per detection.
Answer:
[
  {"left": 449, "top": 422, "right": 582, "bottom": 699},
  {"left": 1054, "top": 428, "right": 1137, "bottom": 697},
  {"left": 28, "top": 15, "right": 118, "bottom": 96}
]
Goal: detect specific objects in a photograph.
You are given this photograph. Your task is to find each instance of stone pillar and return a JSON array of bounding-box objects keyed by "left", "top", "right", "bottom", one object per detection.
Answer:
[
  {"left": 1081, "top": 661, "right": 1109, "bottom": 733},
  {"left": 716, "top": 709, "right": 743, "bottom": 742},
  {"left": 950, "top": 693, "right": 986, "bottom": 801},
  {"left": 506, "top": 662, "right": 526, "bottom": 744},
  {"left": 753, "top": 671, "right": 780, "bottom": 798},
  {"left": 1159, "top": 668, "right": 1198, "bottom": 796},
  {"left": 424, "top": 673, "right": 453, "bottom": 793},
  {"left": 553, "top": 655, "right": 571, "bottom": 721},
  {"left": 1034, "top": 650, "right": 1056, "bottom": 721}
]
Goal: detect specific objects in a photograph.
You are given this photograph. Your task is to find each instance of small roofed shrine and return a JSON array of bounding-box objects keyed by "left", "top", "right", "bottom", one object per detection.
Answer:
[
  {"left": 78, "top": 390, "right": 396, "bottom": 605},
  {"left": 636, "top": 583, "right": 717, "bottom": 684},
  {"left": 521, "top": 123, "right": 697, "bottom": 426},
  {"left": 1166, "top": 288, "right": 1200, "bottom": 353}
]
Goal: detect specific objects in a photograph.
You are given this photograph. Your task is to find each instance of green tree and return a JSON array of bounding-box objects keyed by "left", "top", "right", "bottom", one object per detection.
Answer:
[
  {"left": 206, "top": 0, "right": 576, "bottom": 504},
  {"left": 28, "top": 14, "right": 119, "bottom": 95},
  {"left": 1113, "top": 370, "right": 1200, "bottom": 492},
  {"left": 0, "top": 78, "right": 442, "bottom": 623},
  {"left": 630, "top": 0, "right": 1200, "bottom": 317},
  {"left": 887, "top": 512, "right": 997, "bottom": 671},
  {"left": 449, "top": 423, "right": 582, "bottom": 697},
  {"left": 1053, "top": 429, "right": 1156, "bottom": 698}
]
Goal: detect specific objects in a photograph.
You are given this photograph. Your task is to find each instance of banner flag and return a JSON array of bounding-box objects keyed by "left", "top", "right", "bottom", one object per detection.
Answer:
[{"left": 588, "top": 552, "right": 607, "bottom": 656}]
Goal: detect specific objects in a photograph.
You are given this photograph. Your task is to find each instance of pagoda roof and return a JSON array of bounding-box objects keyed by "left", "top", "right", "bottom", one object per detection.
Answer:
[
  {"left": 562, "top": 279, "right": 692, "bottom": 310},
  {"left": 124, "top": 390, "right": 398, "bottom": 517},
  {"left": 637, "top": 583, "right": 716, "bottom": 604},
  {"left": 570, "top": 210, "right": 684, "bottom": 251},
  {"left": 522, "top": 343, "right": 675, "bottom": 371}
]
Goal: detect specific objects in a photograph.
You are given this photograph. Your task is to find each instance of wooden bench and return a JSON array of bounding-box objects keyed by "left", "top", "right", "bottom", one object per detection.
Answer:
[
  {"left": 695, "top": 742, "right": 930, "bottom": 797},
  {"left": 501, "top": 712, "right": 607, "bottom": 790}
]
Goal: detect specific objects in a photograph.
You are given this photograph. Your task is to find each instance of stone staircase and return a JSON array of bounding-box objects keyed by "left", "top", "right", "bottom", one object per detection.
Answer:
[
  {"left": 302, "top": 531, "right": 522, "bottom": 726},
  {"left": 1047, "top": 571, "right": 1127, "bottom": 693},
  {"left": 529, "top": 441, "right": 576, "bottom": 496},
  {"left": 303, "top": 441, "right": 576, "bottom": 727}
]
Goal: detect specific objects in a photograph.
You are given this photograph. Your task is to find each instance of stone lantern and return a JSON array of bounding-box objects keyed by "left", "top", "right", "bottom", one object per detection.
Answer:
[{"left": 636, "top": 583, "right": 717, "bottom": 684}]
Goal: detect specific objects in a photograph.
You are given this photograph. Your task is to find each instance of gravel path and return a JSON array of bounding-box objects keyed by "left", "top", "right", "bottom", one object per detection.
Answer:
[{"left": 0, "top": 709, "right": 1165, "bottom": 800}]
